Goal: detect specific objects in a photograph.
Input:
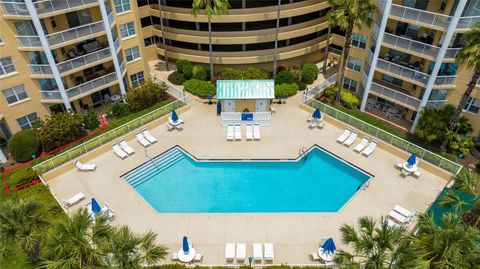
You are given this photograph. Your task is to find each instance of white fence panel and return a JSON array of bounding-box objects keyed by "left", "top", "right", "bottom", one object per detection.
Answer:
[{"left": 221, "top": 112, "right": 271, "bottom": 126}]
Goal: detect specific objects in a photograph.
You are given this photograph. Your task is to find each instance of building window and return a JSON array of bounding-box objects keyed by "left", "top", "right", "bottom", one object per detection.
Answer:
[
  {"left": 343, "top": 77, "right": 358, "bottom": 92},
  {"left": 382, "top": 74, "right": 403, "bottom": 86},
  {"left": 144, "top": 36, "right": 160, "bottom": 47},
  {"left": 49, "top": 17, "right": 57, "bottom": 28},
  {"left": 17, "top": 113, "right": 38, "bottom": 130},
  {"left": 113, "top": 0, "right": 131, "bottom": 13},
  {"left": 130, "top": 71, "right": 144, "bottom": 87},
  {"left": 125, "top": 46, "right": 140, "bottom": 62},
  {"left": 347, "top": 56, "right": 362, "bottom": 72},
  {"left": 119, "top": 22, "right": 136, "bottom": 38},
  {"left": 3, "top": 85, "right": 28, "bottom": 104},
  {"left": 464, "top": 97, "right": 480, "bottom": 114},
  {"left": 351, "top": 33, "right": 367, "bottom": 49},
  {"left": 0, "top": 57, "right": 16, "bottom": 76}
]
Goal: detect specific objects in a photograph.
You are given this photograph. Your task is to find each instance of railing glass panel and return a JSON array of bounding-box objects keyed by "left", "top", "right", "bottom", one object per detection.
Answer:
[
  {"left": 40, "top": 90, "right": 63, "bottom": 101},
  {"left": 34, "top": 0, "right": 98, "bottom": 16},
  {"left": 46, "top": 21, "right": 105, "bottom": 46},
  {"left": 16, "top": 35, "right": 42, "bottom": 48},
  {"left": 370, "top": 82, "right": 420, "bottom": 108},
  {"left": 1, "top": 1, "right": 29, "bottom": 16},
  {"left": 57, "top": 48, "right": 111, "bottom": 74},
  {"left": 376, "top": 58, "right": 430, "bottom": 85},
  {"left": 66, "top": 72, "right": 117, "bottom": 98},
  {"left": 389, "top": 4, "right": 451, "bottom": 29},
  {"left": 457, "top": 16, "right": 480, "bottom": 30},
  {"left": 29, "top": 64, "right": 52, "bottom": 76}
]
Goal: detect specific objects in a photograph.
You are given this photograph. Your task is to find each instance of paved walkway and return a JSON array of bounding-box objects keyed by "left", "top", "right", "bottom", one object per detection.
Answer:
[{"left": 46, "top": 73, "right": 448, "bottom": 265}]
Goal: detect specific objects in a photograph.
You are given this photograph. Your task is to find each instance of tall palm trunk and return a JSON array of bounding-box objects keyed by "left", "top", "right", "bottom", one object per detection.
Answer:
[
  {"left": 322, "top": 26, "right": 331, "bottom": 74},
  {"left": 441, "top": 69, "right": 480, "bottom": 149},
  {"left": 208, "top": 16, "right": 214, "bottom": 82},
  {"left": 158, "top": 0, "right": 169, "bottom": 71},
  {"left": 272, "top": 0, "right": 281, "bottom": 78},
  {"left": 335, "top": 19, "right": 354, "bottom": 103}
]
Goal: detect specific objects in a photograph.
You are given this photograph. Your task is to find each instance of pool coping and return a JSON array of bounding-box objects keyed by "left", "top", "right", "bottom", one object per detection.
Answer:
[{"left": 120, "top": 144, "right": 375, "bottom": 214}]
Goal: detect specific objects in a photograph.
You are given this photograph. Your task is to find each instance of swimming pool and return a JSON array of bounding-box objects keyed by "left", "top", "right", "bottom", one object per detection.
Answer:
[{"left": 122, "top": 146, "right": 371, "bottom": 213}]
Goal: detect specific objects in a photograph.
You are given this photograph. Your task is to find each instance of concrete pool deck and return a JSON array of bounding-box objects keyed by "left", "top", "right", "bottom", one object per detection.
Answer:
[{"left": 45, "top": 89, "right": 449, "bottom": 265}]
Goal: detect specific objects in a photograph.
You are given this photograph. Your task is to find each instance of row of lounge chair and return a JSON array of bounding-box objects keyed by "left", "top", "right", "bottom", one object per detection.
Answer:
[
  {"left": 227, "top": 124, "right": 261, "bottom": 141},
  {"left": 112, "top": 129, "right": 157, "bottom": 159},
  {"left": 337, "top": 128, "right": 377, "bottom": 156},
  {"left": 387, "top": 205, "right": 416, "bottom": 227},
  {"left": 226, "top": 243, "right": 273, "bottom": 263}
]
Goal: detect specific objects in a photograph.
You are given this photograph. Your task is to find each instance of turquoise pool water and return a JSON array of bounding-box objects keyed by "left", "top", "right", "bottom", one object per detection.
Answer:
[{"left": 122, "top": 146, "right": 370, "bottom": 213}]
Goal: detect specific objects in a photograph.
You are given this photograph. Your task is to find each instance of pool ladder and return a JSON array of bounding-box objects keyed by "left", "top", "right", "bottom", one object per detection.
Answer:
[{"left": 299, "top": 146, "right": 308, "bottom": 158}]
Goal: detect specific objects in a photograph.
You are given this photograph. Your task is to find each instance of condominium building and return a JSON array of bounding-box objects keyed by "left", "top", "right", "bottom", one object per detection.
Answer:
[{"left": 0, "top": 0, "right": 479, "bottom": 141}]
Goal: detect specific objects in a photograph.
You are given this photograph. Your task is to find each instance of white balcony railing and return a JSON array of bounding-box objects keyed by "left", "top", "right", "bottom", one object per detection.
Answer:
[
  {"left": 16, "top": 35, "right": 42, "bottom": 48},
  {"left": 119, "top": 61, "right": 126, "bottom": 74},
  {"left": 1, "top": 1, "right": 29, "bottom": 16},
  {"left": 29, "top": 64, "right": 52, "bottom": 76},
  {"left": 367, "top": 48, "right": 374, "bottom": 64},
  {"left": 372, "top": 22, "right": 380, "bottom": 40},
  {"left": 370, "top": 82, "right": 421, "bottom": 109},
  {"left": 434, "top": 75, "right": 457, "bottom": 86},
  {"left": 376, "top": 58, "right": 430, "bottom": 85},
  {"left": 389, "top": 4, "right": 451, "bottom": 29},
  {"left": 457, "top": 16, "right": 480, "bottom": 30},
  {"left": 382, "top": 33, "right": 460, "bottom": 60},
  {"left": 108, "top": 11, "right": 114, "bottom": 26},
  {"left": 40, "top": 90, "right": 63, "bottom": 101},
  {"left": 66, "top": 72, "right": 117, "bottom": 99},
  {"left": 361, "top": 71, "right": 368, "bottom": 85},
  {"left": 114, "top": 37, "right": 121, "bottom": 51},
  {"left": 57, "top": 48, "right": 111, "bottom": 74},
  {"left": 34, "top": 0, "right": 98, "bottom": 16},
  {"left": 426, "top": 100, "right": 447, "bottom": 108},
  {"left": 46, "top": 21, "right": 105, "bottom": 47}
]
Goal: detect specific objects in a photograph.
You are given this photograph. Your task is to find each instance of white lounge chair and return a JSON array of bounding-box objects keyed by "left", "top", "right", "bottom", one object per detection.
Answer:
[
  {"left": 194, "top": 253, "right": 203, "bottom": 262},
  {"left": 102, "top": 202, "right": 115, "bottom": 221},
  {"left": 252, "top": 243, "right": 263, "bottom": 262},
  {"left": 227, "top": 125, "right": 234, "bottom": 141},
  {"left": 171, "top": 252, "right": 179, "bottom": 261},
  {"left": 311, "top": 252, "right": 320, "bottom": 261},
  {"left": 253, "top": 124, "right": 261, "bottom": 140},
  {"left": 119, "top": 139, "right": 135, "bottom": 155},
  {"left": 142, "top": 128, "right": 157, "bottom": 143},
  {"left": 236, "top": 243, "right": 246, "bottom": 263},
  {"left": 264, "top": 243, "right": 274, "bottom": 262},
  {"left": 136, "top": 132, "right": 151, "bottom": 147},
  {"left": 413, "top": 170, "right": 422, "bottom": 178},
  {"left": 394, "top": 205, "right": 415, "bottom": 219},
  {"left": 361, "top": 141, "right": 377, "bottom": 156},
  {"left": 308, "top": 121, "right": 317, "bottom": 129},
  {"left": 354, "top": 137, "right": 369, "bottom": 152},
  {"left": 74, "top": 160, "right": 96, "bottom": 171},
  {"left": 336, "top": 128, "right": 351, "bottom": 143},
  {"left": 395, "top": 162, "right": 404, "bottom": 170},
  {"left": 62, "top": 192, "right": 85, "bottom": 207},
  {"left": 234, "top": 125, "right": 242, "bottom": 141},
  {"left": 317, "top": 121, "right": 325, "bottom": 129},
  {"left": 388, "top": 210, "right": 410, "bottom": 224},
  {"left": 225, "top": 243, "right": 235, "bottom": 262},
  {"left": 246, "top": 125, "right": 253, "bottom": 140},
  {"left": 343, "top": 131, "right": 358, "bottom": 147},
  {"left": 112, "top": 144, "right": 128, "bottom": 159}
]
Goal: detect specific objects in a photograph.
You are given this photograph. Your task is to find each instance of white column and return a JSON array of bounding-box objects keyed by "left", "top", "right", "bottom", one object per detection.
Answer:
[
  {"left": 24, "top": 0, "right": 71, "bottom": 110},
  {"left": 411, "top": 0, "right": 468, "bottom": 132},
  {"left": 360, "top": 0, "right": 392, "bottom": 111},
  {"left": 98, "top": 0, "right": 126, "bottom": 95}
]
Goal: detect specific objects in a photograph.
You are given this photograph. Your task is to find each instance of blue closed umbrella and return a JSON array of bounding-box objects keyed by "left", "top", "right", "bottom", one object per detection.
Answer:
[
  {"left": 407, "top": 152, "right": 416, "bottom": 166},
  {"left": 321, "top": 238, "right": 336, "bottom": 254},
  {"left": 312, "top": 108, "right": 321, "bottom": 120},
  {"left": 91, "top": 198, "right": 101, "bottom": 213},
  {"left": 172, "top": 110, "right": 179, "bottom": 122},
  {"left": 182, "top": 236, "right": 189, "bottom": 254}
]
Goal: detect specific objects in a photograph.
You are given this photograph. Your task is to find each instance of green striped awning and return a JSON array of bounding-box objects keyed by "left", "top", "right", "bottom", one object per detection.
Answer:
[{"left": 216, "top": 80, "right": 275, "bottom": 100}]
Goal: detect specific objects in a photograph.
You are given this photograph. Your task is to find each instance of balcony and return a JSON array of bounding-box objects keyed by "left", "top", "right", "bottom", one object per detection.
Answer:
[
  {"left": 66, "top": 72, "right": 117, "bottom": 100},
  {"left": 57, "top": 47, "right": 111, "bottom": 75},
  {"left": 457, "top": 16, "right": 480, "bottom": 31},
  {"left": 389, "top": 4, "right": 451, "bottom": 31},
  {"left": 370, "top": 81, "right": 420, "bottom": 110},
  {"left": 1, "top": 1, "right": 29, "bottom": 17},
  {"left": 33, "top": 0, "right": 99, "bottom": 17},
  {"left": 382, "top": 33, "right": 459, "bottom": 61},
  {"left": 426, "top": 100, "right": 447, "bottom": 109},
  {"left": 40, "top": 90, "right": 63, "bottom": 103},
  {"left": 16, "top": 35, "right": 42, "bottom": 49},
  {"left": 46, "top": 21, "right": 105, "bottom": 48},
  {"left": 29, "top": 64, "right": 53, "bottom": 77}
]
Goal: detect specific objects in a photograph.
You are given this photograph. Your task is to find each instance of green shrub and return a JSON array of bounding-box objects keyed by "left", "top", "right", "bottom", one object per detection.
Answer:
[
  {"left": 301, "top": 63, "right": 319, "bottom": 84},
  {"left": 193, "top": 65, "right": 208, "bottom": 81},
  {"left": 183, "top": 79, "right": 216, "bottom": 98},
  {"left": 274, "top": 83, "right": 299, "bottom": 97},
  {"left": 290, "top": 68, "right": 303, "bottom": 82},
  {"left": 220, "top": 68, "right": 241, "bottom": 80},
  {"left": 83, "top": 110, "right": 99, "bottom": 130},
  {"left": 106, "top": 102, "right": 131, "bottom": 118},
  {"left": 324, "top": 84, "right": 338, "bottom": 100},
  {"left": 125, "top": 80, "right": 167, "bottom": 112},
  {"left": 295, "top": 80, "right": 307, "bottom": 91},
  {"left": 242, "top": 67, "right": 269, "bottom": 79},
  {"left": 340, "top": 90, "right": 359, "bottom": 109},
  {"left": 167, "top": 71, "right": 185, "bottom": 85},
  {"left": 33, "top": 112, "right": 86, "bottom": 152},
  {"left": 175, "top": 59, "right": 192, "bottom": 74},
  {"left": 8, "top": 130, "right": 42, "bottom": 163},
  {"left": 6, "top": 165, "right": 38, "bottom": 186},
  {"left": 275, "top": 70, "right": 294, "bottom": 84}
]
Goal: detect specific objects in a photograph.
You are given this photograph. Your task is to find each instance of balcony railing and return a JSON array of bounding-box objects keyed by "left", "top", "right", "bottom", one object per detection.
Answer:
[
  {"left": 328, "top": 47, "right": 342, "bottom": 56},
  {"left": 367, "top": 48, "right": 374, "bottom": 64},
  {"left": 34, "top": 0, "right": 98, "bottom": 16},
  {"left": 29, "top": 64, "right": 52, "bottom": 76},
  {"left": 426, "top": 100, "right": 447, "bottom": 109},
  {"left": 40, "top": 90, "right": 63, "bottom": 101},
  {"left": 434, "top": 75, "right": 457, "bottom": 86},
  {"left": 46, "top": 21, "right": 105, "bottom": 47},
  {"left": 108, "top": 11, "right": 114, "bottom": 26},
  {"left": 389, "top": 4, "right": 451, "bottom": 30},
  {"left": 66, "top": 72, "right": 117, "bottom": 99},
  {"left": 119, "top": 61, "right": 126, "bottom": 74},
  {"left": 370, "top": 82, "right": 420, "bottom": 109},
  {"left": 457, "top": 16, "right": 480, "bottom": 30},
  {"left": 1, "top": 1, "right": 29, "bottom": 16},
  {"left": 114, "top": 37, "right": 121, "bottom": 51},
  {"left": 16, "top": 35, "right": 42, "bottom": 48},
  {"left": 361, "top": 71, "right": 368, "bottom": 85},
  {"left": 376, "top": 58, "right": 430, "bottom": 85},
  {"left": 57, "top": 48, "right": 111, "bottom": 74},
  {"left": 382, "top": 33, "right": 460, "bottom": 60},
  {"left": 372, "top": 22, "right": 380, "bottom": 40}
]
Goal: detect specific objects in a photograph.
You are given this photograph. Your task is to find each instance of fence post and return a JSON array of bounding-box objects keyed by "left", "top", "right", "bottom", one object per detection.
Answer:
[{"left": 83, "top": 144, "right": 87, "bottom": 154}]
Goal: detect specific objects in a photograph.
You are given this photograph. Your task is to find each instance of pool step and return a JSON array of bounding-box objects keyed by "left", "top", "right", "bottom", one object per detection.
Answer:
[{"left": 124, "top": 150, "right": 184, "bottom": 188}]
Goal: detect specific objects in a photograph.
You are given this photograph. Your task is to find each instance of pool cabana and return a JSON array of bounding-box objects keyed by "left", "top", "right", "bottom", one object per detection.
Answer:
[{"left": 216, "top": 80, "right": 275, "bottom": 126}]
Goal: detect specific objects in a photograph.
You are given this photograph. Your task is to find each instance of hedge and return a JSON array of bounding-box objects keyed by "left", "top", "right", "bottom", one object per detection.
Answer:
[
  {"left": 7, "top": 129, "right": 42, "bottom": 163},
  {"left": 167, "top": 71, "right": 185, "bottom": 85},
  {"left": 183, "top": 79, "right": 216, "bottom": 98},
  {"left": 301, "top": 63, "right": 319, "bottom": 84},
  {"left": 340, "top": 90, "right": 360, "bottom": 109},
  {"left": 193, "top": 65, "right": 208, "bottom": 81},
  {"left": 275, "top": 70, "right": 294, "bottom": 85},
  {"left": 176, "top": 59, "right": 192, "bottom": 79},
  {"left": 274, "top": 83, "right": 299, "bottom": 97}
]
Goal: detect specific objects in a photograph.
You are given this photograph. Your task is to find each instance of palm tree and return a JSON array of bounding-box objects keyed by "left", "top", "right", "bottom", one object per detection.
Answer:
[
  {"left": 0, "top": 199, "right": 49, "bottom": 263},
  {"left": 413, "top": 213, "right": 480, "bottom": 268},
  {"left": 334, "top": 216, "right": 418, "bottom": 268},
  {"left": 192, "top": 0, "right": 230, "bottom": 82},
  {"left": 101, "top": 226, "right": 168, "bottom": 268},
  {"left": 272, "top": 0, "right": 281, "bottom": 78},
  {"left": 322, "top": 26, "right": 331, "bottom": 74},
  {"left": 442, "top": 23, "right": 480, "bottom": 148},
  {"left": 158, "top": 0, "right": 169, "bottom": 71},
  {"left": 327, "top": 0, "right": 376, "bottom": 103}
]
